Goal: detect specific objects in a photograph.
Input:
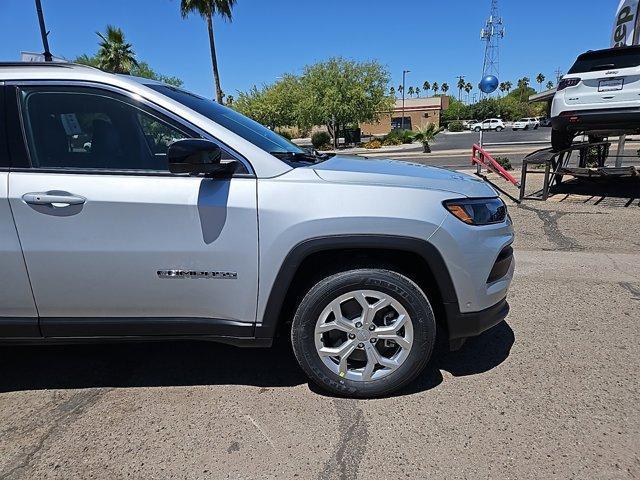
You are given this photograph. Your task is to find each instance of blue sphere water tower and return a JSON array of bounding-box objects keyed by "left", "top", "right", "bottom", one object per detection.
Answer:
[{"left": 479, "top": 75, "right": 499, "bottom": 94}]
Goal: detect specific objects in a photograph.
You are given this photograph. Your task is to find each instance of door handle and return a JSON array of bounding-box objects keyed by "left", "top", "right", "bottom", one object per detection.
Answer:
[{"left": 22, "top": 192, "right": 86, "bottom": 206}]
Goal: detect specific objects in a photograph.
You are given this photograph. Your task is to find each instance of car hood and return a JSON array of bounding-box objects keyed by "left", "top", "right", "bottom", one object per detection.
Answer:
[{"left": 311, "top": 155, "right": 497, "bottom": 198}]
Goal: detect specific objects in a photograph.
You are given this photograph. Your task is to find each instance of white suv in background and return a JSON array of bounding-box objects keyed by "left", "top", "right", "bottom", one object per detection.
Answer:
[
  {"left": 470, "top": 119, "right": 505, "bottom": 132},
  {"left": 551, "top": 45, "right": 640, "bottom": 151},
  {"left": 512, "top": 118, "right": 540, "bottom": 131}
]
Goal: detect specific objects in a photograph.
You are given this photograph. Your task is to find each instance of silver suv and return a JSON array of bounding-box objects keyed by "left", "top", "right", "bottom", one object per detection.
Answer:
[{"left": 0, "top": 63, "right": 514, "bottom": 397}]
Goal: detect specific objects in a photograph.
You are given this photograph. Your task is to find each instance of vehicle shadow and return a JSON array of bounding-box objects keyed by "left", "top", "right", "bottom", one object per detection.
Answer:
[
  {"left": 0, "top": 340, "right": 307, "bottom": 393},
  {"left": 0, "top": 322, "right": 514, "bottom": 395}
]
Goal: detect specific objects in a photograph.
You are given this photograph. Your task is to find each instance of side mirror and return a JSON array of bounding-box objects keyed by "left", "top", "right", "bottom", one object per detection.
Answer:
[{"left": 168, "top": 139, "right": 230, "bottom": 176}]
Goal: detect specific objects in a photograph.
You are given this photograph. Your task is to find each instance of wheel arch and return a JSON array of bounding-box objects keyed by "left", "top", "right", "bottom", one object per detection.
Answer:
[{"left": 255, "top": 235, "right": 459, "bottom": 339}]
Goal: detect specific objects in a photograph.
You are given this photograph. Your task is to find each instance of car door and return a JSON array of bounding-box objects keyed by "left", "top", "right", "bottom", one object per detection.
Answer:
[
  {"left": 0, "top": 84, "right": 40, "bottom": 337},
  {"left": 482, "top": 120, "right": 491, "bottom": 130},
  {"left": 6, "top": 83, "right": 258, "bottom": 338}
]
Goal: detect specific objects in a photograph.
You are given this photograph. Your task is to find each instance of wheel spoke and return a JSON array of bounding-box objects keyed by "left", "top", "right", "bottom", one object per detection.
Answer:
[
  {"left": 318, "top": 339, "right": 357, "bottom": 359},
  {"left": 376, "top": 333, "right": 412, "bottom": 350}
]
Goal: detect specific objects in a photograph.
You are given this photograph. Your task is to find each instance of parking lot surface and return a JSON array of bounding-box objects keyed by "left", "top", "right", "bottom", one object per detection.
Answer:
[{"left": 1, "top": 183, "right": 639, "bottom": 479}]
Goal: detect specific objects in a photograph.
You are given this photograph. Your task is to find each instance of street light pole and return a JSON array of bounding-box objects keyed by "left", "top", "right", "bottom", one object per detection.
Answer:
[
  {"left": 34, "top": 0, "right": 52, "bottom": 62},
  {"left": 401, "top": 69, "right": 410, "bottom": 130}
]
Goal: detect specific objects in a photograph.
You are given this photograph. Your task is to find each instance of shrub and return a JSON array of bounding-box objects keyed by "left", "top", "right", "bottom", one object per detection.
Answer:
[
  {"left": 493, "top": 156, "right": 513, "bottom": 171},
  {"left": 381, "top": 136, "right": 402, "bottom": 146},
  {"left": 448, "top": 121, "right": 464, "bottom": 132},
  {"left": 363, "top": 139, "right": 382, "bottom": 149},
  {"left": 276, "top": 129, "right": 293, "bottom": 140},
  {"left": 384, "top": 129, "right": 414, "bottom": 145},
  {"left": 311, "top": 131, "right": 331, "bottom": 149}
]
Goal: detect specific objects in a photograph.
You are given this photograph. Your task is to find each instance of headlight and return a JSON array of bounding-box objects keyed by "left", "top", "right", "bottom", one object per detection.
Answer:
[{"left": 443, "top": 197, "right": 507, "bottom": 225}]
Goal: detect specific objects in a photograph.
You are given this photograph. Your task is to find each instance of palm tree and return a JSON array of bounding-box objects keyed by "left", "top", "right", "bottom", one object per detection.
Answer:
[
  {"left": 415, "top": 86, "right": 421, "bottom": 98},
  {"left": 423, "top": 81, "right": 431, "bottom": 96},
  {"left": 398, "top": 84, "right": 404, "bottom": 95},
  {"left": 407, "top": 86, "right": 415, "bottom": 98},
  {"left": 457, "top": 77, "right": 466, "bottom": 101},
  {"left": 95, "top": 25, "right": 138, "bottom": 74},
  {"left": 464, "top": 82, "right": 473, "bottom": 103},
  {"left": 546, "top": 80, "right": 554, "bottom": 90},
  {"left": 441, "top": 83, "right": 449, "bottom": 95},
  {"left": 499, "top": 82, "right": 507, "bottom": 96},
  {"left": 432, "top": 82, "right": 439, "bottom": 95},
  {"left": 517, "top": 77, "right": 530, "bottom": 101},
  {"left": 180, "top": 0, "right": 236, "bottom": 103},
  {"left": 536, "top": 73, "right": 546, "bottom": 92},
  {"left": 390, "top": 86, "right": 396, "bottom": 97},
  {"left": 504, "top": 81, "right": 513, "bottom": 94},
  {"left": 412, "top": 123, "right": 443, "bottom": 153}
]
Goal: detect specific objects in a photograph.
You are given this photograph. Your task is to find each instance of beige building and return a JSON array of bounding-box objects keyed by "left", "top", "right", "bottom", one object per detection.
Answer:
[{"left": 360, "top": 96, "right": 450, "bottom": 136}]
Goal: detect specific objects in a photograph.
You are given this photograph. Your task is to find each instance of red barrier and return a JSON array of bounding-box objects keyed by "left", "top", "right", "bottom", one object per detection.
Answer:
[{"left": 471, "top": 144, "right": 520, "bottom": 186}]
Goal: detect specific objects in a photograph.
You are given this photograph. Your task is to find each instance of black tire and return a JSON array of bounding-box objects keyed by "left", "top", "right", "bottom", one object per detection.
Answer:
[
  {"left": 524, "top": 125, "right": 529, "bottom": 131},
  {"left": 551, "top": 128, "right": 574, "bottom": 152},
  {"left": 496, "top": 126, "right": 504, "bottom": 132},
  {"left": 291, "top": 269, "right": 436, "bottom": 398},
  {"left": 474, "top": 127, "right": 481, "bottom": 132}
]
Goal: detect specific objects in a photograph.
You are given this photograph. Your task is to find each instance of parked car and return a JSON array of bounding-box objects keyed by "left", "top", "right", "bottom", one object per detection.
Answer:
[
  {"left": 512, "top": 118, "right": 540, "bottom": 131},
  {"left": 551, "top": 45, "right": 640, "bottom": 151},
  {"left": 0, "top": 62, "right": 514, "bottom": 398},
  {"left": 462, "top": 119, "right": 479, "bottom": 130},
  {"left": 539, "top": 117, "right": 552, "bottom": 127},
  {"left": 470, "top": 119, "right": 506, "bottom": 132}
]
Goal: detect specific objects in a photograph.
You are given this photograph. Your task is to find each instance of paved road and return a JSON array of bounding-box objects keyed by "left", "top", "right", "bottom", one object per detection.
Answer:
[
  {"left": 1, "top": 201, "right": 638, "bottom": 479},
  {"left": 433, "top": 127, "right": 551, "bottom": 151}
]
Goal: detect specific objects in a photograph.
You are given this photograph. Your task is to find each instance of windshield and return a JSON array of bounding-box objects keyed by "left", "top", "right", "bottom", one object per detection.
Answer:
[
  {"left": 147, "top": 84, "right": 304, "bottom": 155},
  {"left": 568, "top": 47, "right": 640, "bottom": 74}
]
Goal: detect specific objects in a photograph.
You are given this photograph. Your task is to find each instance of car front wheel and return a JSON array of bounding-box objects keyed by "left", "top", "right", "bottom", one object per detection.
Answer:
[
  {"left": 291, "top": 269, "right": 436, "bottom": 398},
  {"left": 474, "top": 127, "right": 481, "bottom": 132},
  {"left": 496, "top": 126, "right": 504, "bottom": 132}
]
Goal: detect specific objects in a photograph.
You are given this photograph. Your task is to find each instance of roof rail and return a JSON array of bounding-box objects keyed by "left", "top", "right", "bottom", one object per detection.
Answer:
[{"left": 0, "top": 62, "right": 89, "bottom": 69}]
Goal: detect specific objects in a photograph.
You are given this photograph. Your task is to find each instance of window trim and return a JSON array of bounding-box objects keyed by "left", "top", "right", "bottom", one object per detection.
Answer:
[
  {"left": 0, "top": 83, "right": 9, "bottom": 169},
  {"left": 6, "top": 80, "right": 255, "bottom": 178}
]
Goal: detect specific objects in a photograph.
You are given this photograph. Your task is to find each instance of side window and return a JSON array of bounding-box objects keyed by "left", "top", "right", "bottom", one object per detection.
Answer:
[{"left": 19, "top": 87, "right": 194, "bottom": 171}]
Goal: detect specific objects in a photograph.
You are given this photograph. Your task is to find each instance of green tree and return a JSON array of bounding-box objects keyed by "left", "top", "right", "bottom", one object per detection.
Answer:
[
  {"left": 432, "top": 82, "right": 439, "bottom": 95},
  {"left": 415, "top": 86, "right": 421, "bottom": 98},
  {"left": 398, "top": 84, "right": 404, "bottom": 95},
  {"left": 441, "top": 83, "right": 449, "bottom": 95},
  {"left": 536, "top": 73, "right": 546, "bottom": 92},
  {"left": 390, "top": 86, "right": 396, "bottom": 97},
  {"left": 180, "top": 0, "right": 236, "bottom": 103},
  {"left": 234, "top": 74, "right": 303, "bottom": 129},
  {"left": 407, "top": 86, "right": 415, "bottom": 98},
  {"left": 95, "top": 25, "right": 138, "bottom": 74},
  {"left": 423, "top": 81, "right": 431, "bottom": 96},
  {"left": 546, "top": 80, "right": 554, "bottom": 90},
  {"left": 130, "top": 61, "right": 183, "bottom": 87},
  {"left": 297, "top": 58, "right": 393, "bottom": 146}
]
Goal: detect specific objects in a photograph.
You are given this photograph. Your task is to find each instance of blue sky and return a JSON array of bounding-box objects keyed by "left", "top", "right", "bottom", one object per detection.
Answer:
[{"left": 1, "top": 0, "right": 615, "bottom": 98}]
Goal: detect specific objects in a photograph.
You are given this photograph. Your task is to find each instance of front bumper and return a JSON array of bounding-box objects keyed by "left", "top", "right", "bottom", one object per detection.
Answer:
[
  {"left": 445, "top": 296, "right": 510, "bottom": 348},
  {"left": 552, "top": 107, "right": 640, "bottom": 133}
]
